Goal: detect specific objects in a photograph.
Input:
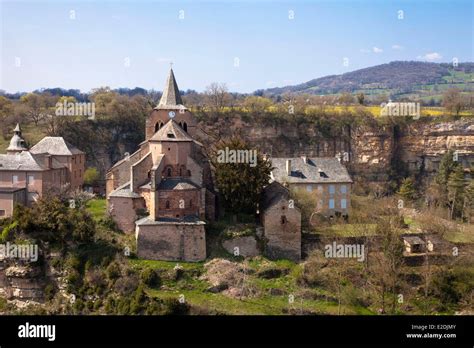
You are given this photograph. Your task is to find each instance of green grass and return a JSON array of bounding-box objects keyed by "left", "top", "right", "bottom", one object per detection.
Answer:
[
  {"left": 444, "top": 227, "right": 474, "bottom": 244},
  {"left": 85, "top": 198, "right": 107, "bottom": 221},
  {"left": 319, "top": 223, "right": 377, "bottom": 237}
]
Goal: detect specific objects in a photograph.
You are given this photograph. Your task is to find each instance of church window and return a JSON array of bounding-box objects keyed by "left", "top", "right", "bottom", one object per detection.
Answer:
[
  {"left": 190, "top": 199, "right": 193, "bottom": 207},
  {"left": 187, "top": 170, "right": 191, "bottom": 177},
  {"left": 183, "top": 122, "right": 188, "bottom": 132},
  {"left": 280, "top": 216, "right": 287, "bottom": 224},
  {"left": 165, "top": 201, "right": 170, "bottom": 209},
  {"left": 167, "top": 168, "right": 172, "bottom": 177}
]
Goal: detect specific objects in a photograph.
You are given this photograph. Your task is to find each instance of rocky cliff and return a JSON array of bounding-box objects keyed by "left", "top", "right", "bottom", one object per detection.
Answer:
[{"left": 195, "top": 116, "right": 474, "bottom": 184}]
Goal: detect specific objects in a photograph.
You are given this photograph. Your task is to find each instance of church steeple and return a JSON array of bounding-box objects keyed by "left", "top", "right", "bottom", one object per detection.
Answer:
[
  {"left": 156, "top": 68, "right": 186, "bottom": 110},
  {"left": 7, "top": 123, "right": 28, "bottom": 153}
]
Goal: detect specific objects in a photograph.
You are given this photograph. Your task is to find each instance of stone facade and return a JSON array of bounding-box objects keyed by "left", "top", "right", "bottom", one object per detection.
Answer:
[
  {"left": 106, "top": 68, "right": 215, "bottom": 261},
  {"left": 0, "top": 126, "right": 85, "bottom": 218},
  {"left": 261, "top": 182, "right": 302, "bottom": 261},
  {"left": 135, "top": 220, "right": 206, "bottom": 261},
  {"left": 270, "top": 157, "right": 352, "bottom": 218}
]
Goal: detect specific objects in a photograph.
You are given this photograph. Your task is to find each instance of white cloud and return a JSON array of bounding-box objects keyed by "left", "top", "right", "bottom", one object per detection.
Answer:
[
  {"left": 417, "top": 52, "right": 442, "bottom": 61},
  {"left": 372, "top": 47, "right": 383, "bottom": 53},
  {"left": 392, "top": 44, "right": 404, "bottom": 50}
]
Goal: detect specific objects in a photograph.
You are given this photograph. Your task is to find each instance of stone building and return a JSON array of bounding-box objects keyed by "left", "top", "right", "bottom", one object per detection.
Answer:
[
  {"left": 106, "top": 68, "right": 215, "bottom": 262},
  {"left": 269, "top": 156, "right": 352, "bottom": 218},
  {"left": 260, "top": 181, "right": 301, "bottom": 261},
  {"left": 0, "top": 125, "right": 85, "bottom": 218}
]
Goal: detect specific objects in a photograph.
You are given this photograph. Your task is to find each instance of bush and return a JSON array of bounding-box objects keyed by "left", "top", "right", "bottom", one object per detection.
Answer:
[
  {"left": 106, "top": 261, "right": 121, "bottom": 281},
  {"left": 44, "top": 284, "right": 56, "bottom": 301},
  {"left": 140, "top": 269, "right": 161, "bottom": 287},
  {"left": 162, "top": 298, "right": 190, "bottom": 315}
]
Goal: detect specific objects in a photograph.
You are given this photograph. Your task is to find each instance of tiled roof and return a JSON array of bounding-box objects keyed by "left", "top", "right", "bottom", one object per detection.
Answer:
[
  {"left": 109, "top": 182, "right": 142, "bottom": 198},
  {"left": 261, "top": 181, "right": 292, "bottom": 211},
  {"left": 155, "top": 68, "right": 187, "bottom": 110},
  {"left": 0, "top": 152, "right": 64, "bottom": 171},
  {"left": 149, "top": 120, "right": 193, "bottom": 142},
  {"left": 30, "top": 137, "right": 84, "bottom": 156},
  {"left": 158, "top": 178, "right": 200, "bottom": 190},
  {"left": 403, "top": 236, "right": 425, "bottom": 245},
  {"left": 270, "top": 157, "right": 352, "bottom": 184}
]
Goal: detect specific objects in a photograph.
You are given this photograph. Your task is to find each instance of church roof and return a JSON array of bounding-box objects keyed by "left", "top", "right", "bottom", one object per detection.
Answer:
[
  {"left": 158, "top": 178, "right": 200, "bottom": 191},
  {"left": 30, "top": 137, "right": 84, "bottom": 156},
  {"left": 155, "top": 68, "right": 187, "bottom": 110},
  {"left": 149, "top": 120, "right": 193, "bottom": 142}
]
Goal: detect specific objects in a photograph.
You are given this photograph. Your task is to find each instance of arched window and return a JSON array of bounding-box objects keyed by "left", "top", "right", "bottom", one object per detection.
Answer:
[
  {"left": 183, "top": 122, "right": 188, "bottom": 132},
  {"left": 189, "top": 199, "right": 193, "bottom": 207},
  {"left": 165, "top": 201, "right": 170, "bottom": 209},
  {"left": 179, "top": 122, "right": 183, "bottom": 128},
  {"left": 280, "top": 216, "right": 287, "bottom": 225},
  {"left": 155, "top": 122, "right": 165, "bottom": 132},
  {"left": 179, "top": 168, "right": 182, "bottom": 176},
  {"left": 187, "top": 170, "right": 191, "bottom": 177},
  {"left": 167, "top": 167, "right": 172, "bottom": 177}
]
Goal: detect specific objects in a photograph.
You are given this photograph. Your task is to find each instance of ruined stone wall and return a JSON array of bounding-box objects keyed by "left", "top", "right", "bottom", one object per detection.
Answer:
[{"left": 136, "top": 223, "right": 206, "bottom": 261}]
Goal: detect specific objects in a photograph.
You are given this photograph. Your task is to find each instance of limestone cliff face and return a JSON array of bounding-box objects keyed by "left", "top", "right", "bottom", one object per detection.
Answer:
[
  {"left": 197, "top": 116, "right": 474, "bottom": 183},
  {"left": 398, "top": 119, "right": 474, "bottom": 175}
]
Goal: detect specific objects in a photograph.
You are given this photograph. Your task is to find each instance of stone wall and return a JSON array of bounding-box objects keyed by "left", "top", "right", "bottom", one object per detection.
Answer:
[
  {"left": 136, "top": 222, "right": 206, "bottom": 261},
  {"left": 108, "top": 196, "right": 146, "bottom": 233},
  {"left": 262, "top": 198, "right": 302, "bottom": 261}
]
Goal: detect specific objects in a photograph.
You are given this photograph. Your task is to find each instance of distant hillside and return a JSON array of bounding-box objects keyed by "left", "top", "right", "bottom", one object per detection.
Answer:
[{"left": 264, "top": 61, "right": 474, "bottom": 98}]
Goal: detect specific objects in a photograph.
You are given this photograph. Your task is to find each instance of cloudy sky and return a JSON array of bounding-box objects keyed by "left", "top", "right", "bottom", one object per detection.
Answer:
[{"left": 1, "top": 0, "right": 472, "bottom": 93}]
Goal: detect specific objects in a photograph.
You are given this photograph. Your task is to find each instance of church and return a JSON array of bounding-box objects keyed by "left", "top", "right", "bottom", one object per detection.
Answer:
[{"left": 106, "top": 68, "right": 216, "bottom": 262}]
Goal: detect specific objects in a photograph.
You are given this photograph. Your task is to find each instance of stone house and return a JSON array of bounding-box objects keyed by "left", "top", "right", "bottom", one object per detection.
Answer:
[
  {"left": 260, "top": 181, "right": 301, "bottom": 261},
  {"left": 106, "top": 68, "right": 215, "bottom": 262},
  {"left": 0, "top": 125, "right": 85, "bottom": 218},
  {"left": 269, "top": 156, "right": 352, "bottom": 218}
]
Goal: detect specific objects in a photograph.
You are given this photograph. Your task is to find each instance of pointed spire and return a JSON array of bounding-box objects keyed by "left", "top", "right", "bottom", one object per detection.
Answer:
[
  {"left": 156, "top": 68, "right": 186, "bottom": 110},
  {"left": 7, "top": 123, "right": 28, "bottom": 153}
]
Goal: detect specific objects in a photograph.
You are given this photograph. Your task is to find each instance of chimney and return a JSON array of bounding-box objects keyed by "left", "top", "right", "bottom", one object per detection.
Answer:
[
  {"left": 286, "top": 159, "right": 291, "bottom": 176},
  {"left": 302, "top": 155, "right": 307, "bottom": 164}
]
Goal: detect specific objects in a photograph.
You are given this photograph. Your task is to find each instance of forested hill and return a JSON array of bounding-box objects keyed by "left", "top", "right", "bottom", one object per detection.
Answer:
[{"left": 263, "top": 61, "right": 474, "bottom": 96}]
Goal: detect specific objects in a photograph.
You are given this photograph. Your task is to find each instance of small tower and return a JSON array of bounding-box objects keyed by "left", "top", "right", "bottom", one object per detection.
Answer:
[
  {"left": 146, "top": 68, "right": 197, "bottom": 139},
  {"left": 6, "top": 123, "right": 28, "bottom": 154}
]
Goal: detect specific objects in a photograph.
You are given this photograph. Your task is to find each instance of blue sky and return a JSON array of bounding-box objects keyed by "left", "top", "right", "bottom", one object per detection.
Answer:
[{"left": 1, "top": 0, "right": 472, "bottom": 93}]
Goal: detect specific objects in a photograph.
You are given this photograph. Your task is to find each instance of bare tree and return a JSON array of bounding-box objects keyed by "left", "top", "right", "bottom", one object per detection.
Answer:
[
  {"left": 442, "top": 88, "right": 465, "bottom": 116},
  {"left": 205, "top": 83, "right": 230, "bottom": 112}
]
